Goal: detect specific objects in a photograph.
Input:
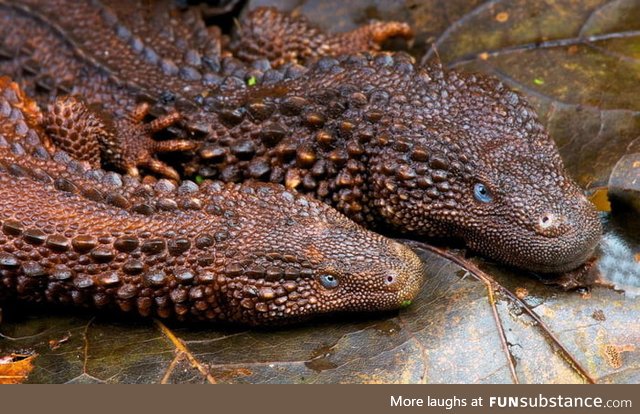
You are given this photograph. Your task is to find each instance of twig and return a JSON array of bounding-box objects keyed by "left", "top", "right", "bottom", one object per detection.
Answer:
[{"left": 404, "top": 240, "right": 596, "bottom": 384}]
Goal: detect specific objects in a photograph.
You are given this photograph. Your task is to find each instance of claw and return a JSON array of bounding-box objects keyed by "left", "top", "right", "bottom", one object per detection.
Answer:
[
  {"left": 115, "top": 104, "right": 193, "bottom": 181},
  {"left": 153, "top": 139, "right": 199, "bottom": 153},
  {"left": 141, "top": 158, "right": 181, "bottom": 182},
  {"left": 147, "top": 111, "right": 181, "bottom": 133},
  {"left": 127, "top": 166, "right": 140, "bottom": 178},
  {"left": 359, "top": 21, "right": 413, "bottom": 46},
  {"left": 118, "top": 104, "right": 194, "bottom": 181},
  {"left": 131, "top": 102, "right": 151, "bottom": 123},
  {"left": 44, "top": 99, "right": 197, "bottom": 181}
]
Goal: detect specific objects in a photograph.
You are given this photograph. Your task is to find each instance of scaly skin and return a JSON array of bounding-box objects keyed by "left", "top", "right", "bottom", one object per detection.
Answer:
[
  {"left": 0, "top": 78, "right": 425, "bottom": 325},
  {"left": 229, "top": 7, "right": 413, "bottom": 67},
  {"left": 186, "top": 54, "right": 603, "bottom": 273},
  {"left": 0, "top": 0, "right": 407, "bottom": 178},
  {"left": 0, "top": 1, "right": 602, "bottom": 272}
]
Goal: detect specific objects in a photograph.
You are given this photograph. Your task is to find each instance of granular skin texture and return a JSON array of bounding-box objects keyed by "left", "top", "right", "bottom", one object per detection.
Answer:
[
  {"left": 229, "top": 7, "right": 413, "bottom": 67},
  {"left": 187, "top": 54, "right": 602, "bottom": 273},
  {"left": 0, "top": 0, "right": 602, "bottom": 273},
  {"left": 0, "top": 77, "right": 425, "bottom": 325},
  {"left": 0, "top": 0, "right": 409, "bottom": 178}
]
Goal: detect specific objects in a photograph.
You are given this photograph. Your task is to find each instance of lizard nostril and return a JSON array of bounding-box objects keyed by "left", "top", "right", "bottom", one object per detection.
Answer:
[
  {"left": 538, "top": 213, "right": 557, "bottom": 230},
  {"left": 538, "top": 212, "right": 570, "bottom": 233},
  {"left": 539, "top": 213, "right": 556, "bottom": 229}
]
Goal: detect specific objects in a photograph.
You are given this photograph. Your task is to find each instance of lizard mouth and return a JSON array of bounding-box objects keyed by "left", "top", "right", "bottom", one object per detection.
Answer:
[
  {"left": 522, "top": 244, "right": 598, "bottom": 273},
  {"left": 473, "top": 237, "right": 600, "bottom": 274},
  {"left": 464, "top": 206, "right": 602, "bottom": 274}
]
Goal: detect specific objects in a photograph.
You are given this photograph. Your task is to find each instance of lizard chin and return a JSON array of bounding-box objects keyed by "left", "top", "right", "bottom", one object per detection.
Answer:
[{"left": 465, "top": 203, "right": 603, "bottom": 274}]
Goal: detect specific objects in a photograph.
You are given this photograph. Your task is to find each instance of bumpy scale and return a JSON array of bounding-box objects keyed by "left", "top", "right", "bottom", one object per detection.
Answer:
[
  {"left": 187, "top": 54, "right": 603, "bottom": 273},
  {"left": 0, "top": 0, "right": 408, "bottom": 179},
  {"left": 0, "top": 1, "right": 602, "bottom": 273},
  {"left": 0, "top": 77, "right": 425, "bottom": 325},
  {"left": 229, "top": 7, "right": 413, "bottom": 67}
]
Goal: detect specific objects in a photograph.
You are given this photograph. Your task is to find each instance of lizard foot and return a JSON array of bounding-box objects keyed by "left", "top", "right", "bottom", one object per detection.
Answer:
[
  {"left": 44, "top": 97, "right": 197, "bottom": 181},
  {"left": 230, "top": 7, "right": 413, "bottom": 67}
]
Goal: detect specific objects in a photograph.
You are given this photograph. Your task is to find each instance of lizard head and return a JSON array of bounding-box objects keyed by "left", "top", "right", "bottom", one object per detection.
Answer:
[
  {"left": 212, "top": 183, "right": 425, "bottom": 325},
  {"left": 368, "top": 62, "right": 602, "bottom": 273}
]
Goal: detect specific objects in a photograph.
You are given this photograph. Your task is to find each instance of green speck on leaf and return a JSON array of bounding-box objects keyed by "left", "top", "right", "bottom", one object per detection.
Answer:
[
  {"left": 400, "top": 300, "right": 412, "bottom": 308},
  {"left": 247, "top": 76, "right": 257, "bottom": 86},
  {"left": 533, "top": 78, "right": 544, "bottom": 85},
  {"left": 195, "top": 175, "right": 204, "bottom": 185}
]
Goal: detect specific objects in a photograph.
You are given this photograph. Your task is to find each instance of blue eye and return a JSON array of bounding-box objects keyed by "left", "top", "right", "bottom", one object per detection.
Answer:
[
  {"left": 473, "top": 183, "right": 493, "bottom": 203},
  {"left": 319, "top": 274, "right": 339, "bottom": 289}
]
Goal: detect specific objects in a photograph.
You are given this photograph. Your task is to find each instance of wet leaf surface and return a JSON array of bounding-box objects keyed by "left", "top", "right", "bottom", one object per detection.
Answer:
[
  {"left": 1, "top": 247, "right": 638, "bottom": 383},
  {"left": 1, "top": 0, "right": 640, "bottom": 383},
  {"left": 0, "top": 351, "right": 36, "bottom": 384}
]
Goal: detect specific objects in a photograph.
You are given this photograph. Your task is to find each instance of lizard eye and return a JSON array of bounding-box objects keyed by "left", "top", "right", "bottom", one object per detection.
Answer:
[
  {"left": 318, "top": 274, "right": 339, "bottom": 289},
  {"left": 473, "top": 183, "right": 493, "bottom": 203}
]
